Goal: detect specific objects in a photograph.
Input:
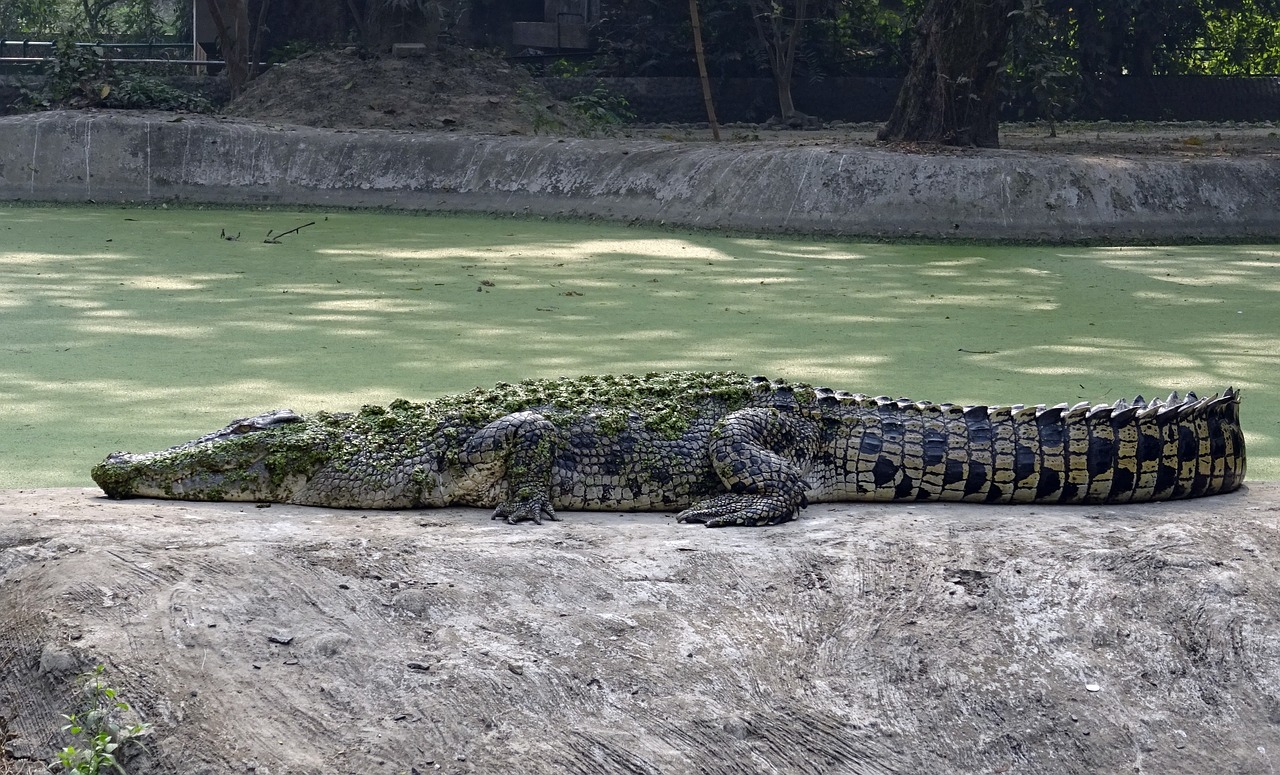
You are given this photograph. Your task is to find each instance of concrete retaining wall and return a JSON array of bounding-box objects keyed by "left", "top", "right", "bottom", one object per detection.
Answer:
[{"left": 3, "top": 110, "right": 1279, "bottom": 241}]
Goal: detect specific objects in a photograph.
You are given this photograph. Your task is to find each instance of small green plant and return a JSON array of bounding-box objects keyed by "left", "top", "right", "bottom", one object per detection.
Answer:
[
  {"left": 51, "top": 665, "right": 151, "bottom": 775},
  {"left": 569, "top": 86, "right": 635, "bottom": 134},
  {"left": 36, "top": 37, "right": 107, "bottom": 106},
  {"left": 24, "top": 34, "right": 211, "bottom": 113},
  {"left": 103, "top": 74, "right": 212, "bottom": 112},
  {"left": 547, "top": 57, "right": 592, "bottom": 78}
]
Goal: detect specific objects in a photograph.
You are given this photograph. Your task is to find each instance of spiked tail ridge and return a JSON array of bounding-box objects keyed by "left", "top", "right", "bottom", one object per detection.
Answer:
[{"left": 809, "top": 386, "right": 1245, "bottom": 505}]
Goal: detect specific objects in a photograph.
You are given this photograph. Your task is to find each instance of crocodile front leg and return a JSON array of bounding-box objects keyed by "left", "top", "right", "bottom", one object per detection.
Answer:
[
  {"left": 677, "top": 408, "right": 821, "bottom": 527},
  {"left": 461, "top": 411, "right": 561, "bottom": 524}
]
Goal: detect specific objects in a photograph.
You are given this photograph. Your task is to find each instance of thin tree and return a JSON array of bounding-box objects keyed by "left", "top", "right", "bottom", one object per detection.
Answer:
[
  {"left": 747, "top": 0, "right": 811, "bottom": 122},
  {"left": 878, "top": 0, "right": 1020, "bottom": 148},
  {"left": 689, "top": 0, "right": 721, "bottom": 140},
  {"left": 203, "top": 0, "right": 270, "bottom": 99}
]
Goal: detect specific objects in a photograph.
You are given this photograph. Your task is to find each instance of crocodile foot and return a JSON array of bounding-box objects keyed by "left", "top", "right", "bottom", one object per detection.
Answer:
[
  {"left": 490, "top": 494, "right": 559, "bottom": 525},
  {"left": 676, "top": 492, "right": 806, "bottom": 528}
]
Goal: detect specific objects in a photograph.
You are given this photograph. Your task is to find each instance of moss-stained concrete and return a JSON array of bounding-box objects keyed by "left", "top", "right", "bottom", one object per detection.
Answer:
[
  {"left": 1, "top": 205, "right": 1276, "bottom": 487},
  {"left": 2, "top": 110, "right": 1280, "bottom": 241}
]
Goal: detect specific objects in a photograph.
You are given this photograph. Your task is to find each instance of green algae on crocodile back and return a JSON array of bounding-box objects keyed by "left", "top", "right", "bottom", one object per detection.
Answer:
[{"left": 92, "top": 371, "right": 1246, "bottom": 527}]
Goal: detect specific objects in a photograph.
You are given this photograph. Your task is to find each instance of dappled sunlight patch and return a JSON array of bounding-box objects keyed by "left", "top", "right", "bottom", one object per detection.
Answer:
[
  {"left": 1235, "top": 247, "right": 1280, "bottom": 258},
  {"left": 755, "top": 359, "right": 886, "bottom": 389},
  {"left": 224, "top": 320, "right": 308, "bottom": 333},
  {"left": 1131, "top": 290, "right": 1226, "bottom": 304},
  {"left": 0, "top": 251, "right": 122, "bottom": 265},
  {"left": 1098, "top": 255, "right": 1280, "bottom": 290},
  {"left": 0, "top": 374, "right": 217, "bottom": 412},
  {"left": 719, "top": 276, "right": 803, "bottom": 285},
  {"left": 317, "top": 237, "right": 735, "bottom": 263},
  {"left": 970, "top": 343, "right": 1206, "bottom": 371},
  {"left": 902, "top": 293, "right": 1058, "bottom": 310},
  {"left": 306, "top": 297, "right": 447, "bottom": 314},
  {"left": 75, "top": 320, "right": 210, "bottom": 338},
  {"left": 320, "top": 327, "right": 388, "bottom": 337},
  {"left": 790, "top": 313, "right": 904, "bottom": 325},
  {"left": 81, "top": 309, "right": 133, "bottom": 318},
  {"left": 609, "top": 329, "right": 689, "bottom": 341},
  {"left": 1183, "top": 333, "right": 1278, "bottom": 353},
  {"left": 925, "top": 257, "right": 988, "bottom": 267},
  {"left": 117, "top": 275, "right": 231, "bottom": 291}
]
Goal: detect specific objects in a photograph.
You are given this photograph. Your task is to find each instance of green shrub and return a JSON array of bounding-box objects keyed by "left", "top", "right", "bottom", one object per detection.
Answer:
[{"left": 51, "top": 665, "right": 151, "bottom": 775}]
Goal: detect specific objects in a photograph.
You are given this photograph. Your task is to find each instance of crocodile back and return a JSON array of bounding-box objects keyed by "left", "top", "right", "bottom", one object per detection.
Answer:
[{"left": 809, "top": 388, "right": 1245, "bottom": 505}]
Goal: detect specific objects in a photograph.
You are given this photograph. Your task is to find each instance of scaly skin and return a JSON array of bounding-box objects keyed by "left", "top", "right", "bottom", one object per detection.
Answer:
[{"left": 92, "top": 372, "right": 1246, "bottom": 527}]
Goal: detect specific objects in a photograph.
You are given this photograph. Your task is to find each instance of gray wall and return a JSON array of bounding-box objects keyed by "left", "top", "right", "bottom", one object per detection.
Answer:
[{"left": 3, "top": 110, "right": 1279, "bottom": 243}]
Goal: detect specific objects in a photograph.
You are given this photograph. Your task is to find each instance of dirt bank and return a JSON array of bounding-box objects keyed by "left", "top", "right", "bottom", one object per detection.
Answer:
[{"left": 3, "top": 485, "right": 1279, "bottom": 774}]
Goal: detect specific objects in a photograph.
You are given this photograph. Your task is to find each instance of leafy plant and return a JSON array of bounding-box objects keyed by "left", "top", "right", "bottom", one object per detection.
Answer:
[
  {"left": 51, "top": 665, "right": 151, "bottom": 775},
  {"left": 102, "top": 73, "right": 212, "bottom": 112},
  {"left": 24, "top": 34, "right": 211, "bottom": 112},
  {"left": 41, "top": 37, "right": 107, "bottom": 105},
  {"left": 569, "top": 86, "right": 636, "bottom": 133},
  {"left": 1007, "top": 0, "right": 1075, "bottom": 136}
]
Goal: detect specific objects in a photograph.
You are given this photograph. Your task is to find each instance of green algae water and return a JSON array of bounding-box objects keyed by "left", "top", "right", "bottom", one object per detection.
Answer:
[{"left": 2, "top": 205, "right": 1276, "bottom": 488}]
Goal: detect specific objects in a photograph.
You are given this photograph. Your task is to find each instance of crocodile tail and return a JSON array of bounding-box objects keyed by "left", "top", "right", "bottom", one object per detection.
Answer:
[
  {"left": 963, "top": 388, "right": 1246, "bottom": 504},
  {"left": 830, "top": 388, "right": 1245, "bottom": 504}
]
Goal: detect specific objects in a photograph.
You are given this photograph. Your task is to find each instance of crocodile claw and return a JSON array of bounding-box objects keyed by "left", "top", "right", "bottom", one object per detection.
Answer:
[
  {"left": 490, "top": 497, "right": 559, "bottom": 525},
  {"left": 676, "top": 493, "right": 804, "bottom": 528}
]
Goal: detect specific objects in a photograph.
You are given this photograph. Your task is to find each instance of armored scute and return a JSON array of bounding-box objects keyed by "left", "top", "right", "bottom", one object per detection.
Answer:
[{"left": 93, "top": 372, "right": 1246, "bottom": 527}]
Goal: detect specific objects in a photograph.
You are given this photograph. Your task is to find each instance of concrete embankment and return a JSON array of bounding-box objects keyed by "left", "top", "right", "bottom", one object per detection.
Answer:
[{"left": 3, "top": 110, "right": 1279, "bottom": 241}]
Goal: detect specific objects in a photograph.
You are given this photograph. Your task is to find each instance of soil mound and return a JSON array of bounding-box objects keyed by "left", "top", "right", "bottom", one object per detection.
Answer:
[{"left": 224, "top": 46, "right": 591, "bottom": 135}]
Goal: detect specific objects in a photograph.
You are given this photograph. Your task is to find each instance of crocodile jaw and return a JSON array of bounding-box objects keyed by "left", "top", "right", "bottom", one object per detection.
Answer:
[
  {"left": 92, "top": 449, "right": 308, "bottom": 502},
  {"left": 91, "top": 410, "right": 334, "bottom": 503}
]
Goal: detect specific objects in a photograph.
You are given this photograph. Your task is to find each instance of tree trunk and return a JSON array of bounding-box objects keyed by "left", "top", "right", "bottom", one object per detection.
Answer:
[
  {"left": 877, "top": 0, "right": 1019, "bottom": 148},
  {"left": 748, "top": 0, "right": 809, "bottom": 120},
  {"left": 205, "top": 0, "right": 270, "bottom": 99},
  {"left": 688, "top": 0, "right": 721, "bottom": 141}
]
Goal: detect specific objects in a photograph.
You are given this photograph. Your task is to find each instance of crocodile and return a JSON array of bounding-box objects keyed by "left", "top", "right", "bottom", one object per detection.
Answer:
[{"left": 91, "top": 372, "right": 1246, "bottom": 527}]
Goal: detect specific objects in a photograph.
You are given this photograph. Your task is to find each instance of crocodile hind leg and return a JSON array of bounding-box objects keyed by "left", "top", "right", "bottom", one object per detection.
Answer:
[
  {"left": 678, "top": 408, "right": 820, "bottom": 527},
  {"left": 460, "top": 411, "right": 561, "bottom": 524}
]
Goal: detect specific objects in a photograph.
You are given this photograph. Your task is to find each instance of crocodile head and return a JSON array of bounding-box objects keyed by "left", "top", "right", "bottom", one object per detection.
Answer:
[{"left": 92, "top": 409, "right": 339, "bottom": 502}]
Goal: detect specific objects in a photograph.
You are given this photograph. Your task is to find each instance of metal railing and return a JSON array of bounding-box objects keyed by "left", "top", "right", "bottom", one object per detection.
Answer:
[{"left": 0, "top": 39, "right": 228, "bottom": 69}]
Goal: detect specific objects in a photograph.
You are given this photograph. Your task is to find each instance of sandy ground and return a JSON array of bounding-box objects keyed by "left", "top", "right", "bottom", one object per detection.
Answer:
[{"left": 4, "top": 484, "right": 1280, "bottom": 774}]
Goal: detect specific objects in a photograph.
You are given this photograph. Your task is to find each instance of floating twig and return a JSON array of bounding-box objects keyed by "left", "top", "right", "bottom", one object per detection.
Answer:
[{"left": 264, "top": 222, "right": 315, "bottom": 243}]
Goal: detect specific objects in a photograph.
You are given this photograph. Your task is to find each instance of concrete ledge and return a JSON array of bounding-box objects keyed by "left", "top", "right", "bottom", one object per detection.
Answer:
[{"left": 3, "top": 110, "right": 1280, "bottom": 241}]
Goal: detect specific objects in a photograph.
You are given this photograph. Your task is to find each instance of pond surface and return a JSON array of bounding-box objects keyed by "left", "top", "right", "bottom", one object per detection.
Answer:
[{"left": 2, "top": 205, "right": 1275, "bottom": 487}]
